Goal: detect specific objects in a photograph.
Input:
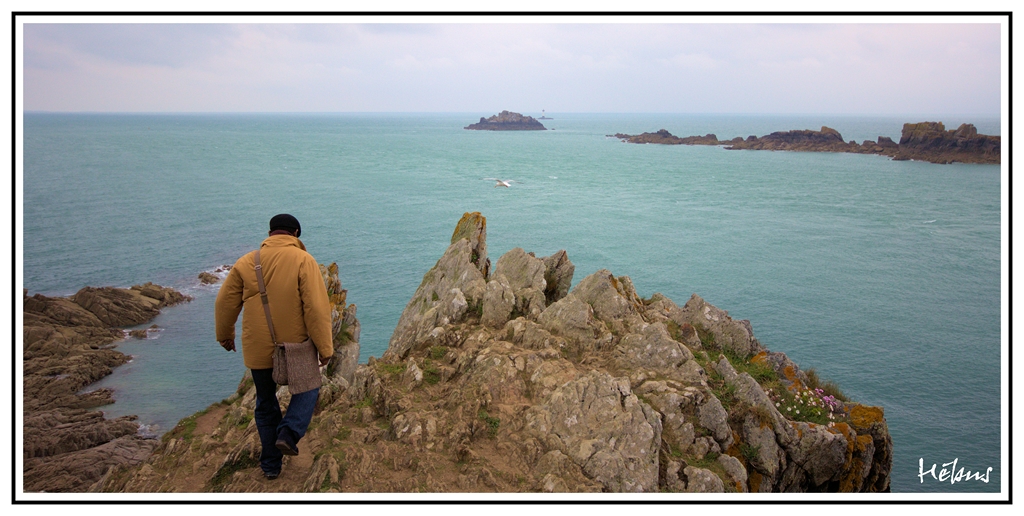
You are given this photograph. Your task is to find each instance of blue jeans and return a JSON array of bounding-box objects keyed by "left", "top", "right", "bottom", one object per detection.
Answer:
[{"left": 251, "top": 368, "right": 320, "bottom": 475}]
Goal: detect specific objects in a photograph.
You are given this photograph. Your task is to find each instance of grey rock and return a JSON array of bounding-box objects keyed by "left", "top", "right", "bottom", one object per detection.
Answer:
[
  {"left": 28, "top": 435, "right": 158, "bottom": 493},
  {"left": 634, "top": 381, "right": 700, "bottom": 454},
  {"left": 570, "top": 270, "right": 645, "bottom": 335},
  {"left": 786, "top": 421, "right": 850, "bottom": 487},
  {"left": 524, "top": 370, "right": 662, "bottom": 492},
  {"left": 717, "top": 454, "right": 749, "bottom": 492},
  {"left": 481, "top": 274, "right": 516, "bottom": 328},
  {"left": 386, "top": 239, "right": 485, "bottom": 360},
  {"left": 494, "top": 247, "right": 547, "bottom": 293},
  {"left": 540, "top": 250, "right": 574, "bottom": 304},
  {"left": 492, "top": 248, "right": 551, "bottom": 319},
  {"left": 330, "top": 305, "right": 360, "bottom": 385},
  {"left": 533, "top": 450, "right": 603, "bottom": 492},
  {"left": 697, "top": 392, "right": 732, "bottom": 448},
  {"left": 677, "top": 294, "right": 763, "bottom": 358},
  {"left": 537, "top": 294, "right": 610, "bottom": 351},
  {"left": 615, "top": 322, "right": 694, "bottom": 374},
  {"left": 683, "top": 465, "right": 726, "bottom": 493},
  {"left": 503, "top": 318, "right": 568, "bottom": 352},
  {"left": 449, "top": 211, "right": 489, "bottom": 277}
]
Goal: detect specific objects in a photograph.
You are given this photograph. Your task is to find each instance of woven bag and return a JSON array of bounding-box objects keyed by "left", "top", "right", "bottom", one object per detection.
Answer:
[{"left": 255, "top": 249, "right": 323, "bottom": 395}]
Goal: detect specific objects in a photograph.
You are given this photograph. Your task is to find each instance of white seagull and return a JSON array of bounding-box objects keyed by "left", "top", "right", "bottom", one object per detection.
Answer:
[{"left": 484, "top": 178, "right": 517, "bottom": 188}]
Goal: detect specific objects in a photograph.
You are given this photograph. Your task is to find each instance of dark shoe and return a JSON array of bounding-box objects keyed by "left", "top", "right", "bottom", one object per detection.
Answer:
[
  {"left": 275, "top": 437, "right": 299, "bottom": 456},
  {"left": 263, "top": 470, "right": 280, "bottom": 480}
]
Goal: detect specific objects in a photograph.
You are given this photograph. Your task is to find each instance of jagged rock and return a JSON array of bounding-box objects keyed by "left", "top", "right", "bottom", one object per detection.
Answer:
[
  {"left": 492, "top": 247, "right": 548, "bottom": 318},
  {"left": 540, "top": 250, "right": 574, "bottom": 304},
  {"left": 24, "top": 293, "right": 106, "bottom": 329},
  {"left": 537, "top": 293, "right": 610, "bottom": 351},
  {"left": 718, "top": 454, "right": 748, "bottom": 492},
  {"left": 22, "top": 264, "right": 361, "bottom": 493},
  {"left": 697, "top": 390, "right": 732, "bottom": 448},
  {"left": 24, "top": 435, "right": 158, "bottom": 493},
  {"left": 615, "top": 322, "right": 694, "bottom": 374},
  {"left": 676, "top": 294, "right": 763, "bottom": 358},
  {"left": 465, "top": 110, "right": 547, "bottom": 131},
  {"left": 96, "top": 213, "right": 893, "bottom": 494},
  {"left": 533, "top": 450, "right": 603, "bottom": 492},
  {"left": 386, "top": 238, "right": 486, "bottom": 360},
  {"left": 330, "top": 304, "right": 361, "bottom": 385},
  {"left": 71, "top": 284, "right": 189, "bottom": 327},
  {"left": 450, "top": 211, "right": 489, "bottom": 277},
  {"left": 848, "top": 404, "right": 893, "bottom": 492},
  {"left": 523, "top": 370, "right": 662, "bottom": 492},
  {"left": 634, "top": 381, "right": 699, "bottom": 454},
  {"left": 784, "top": 421, "right": 849, "bottom": 487},
  {"left": 481, "top": 274, "right": 515, "bottom": 328},
  {"left": 683, "top": 465, "right": 726, "bottom": 492},
  {"left": 23, "top": 410, "right": 142, "bottom": 458}
]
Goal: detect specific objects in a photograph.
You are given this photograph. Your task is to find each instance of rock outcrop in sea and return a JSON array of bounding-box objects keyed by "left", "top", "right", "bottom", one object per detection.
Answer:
[
  {"left": 96, "top": 212, "right": 892, "bottom": 494},
  {"left": 22, "top": 283, "right": 191, "bottom": 492},
  {"left": 615, "top": 121, "right": 999, "bottom": 164},
  {"left": 465, "top": 111, "right": 547, "bottom": 131}
]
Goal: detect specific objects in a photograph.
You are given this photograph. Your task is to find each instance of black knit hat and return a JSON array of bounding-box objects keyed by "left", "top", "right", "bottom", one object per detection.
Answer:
[{"left": 269, "top": 214, "right": 301, "bottom": 237}]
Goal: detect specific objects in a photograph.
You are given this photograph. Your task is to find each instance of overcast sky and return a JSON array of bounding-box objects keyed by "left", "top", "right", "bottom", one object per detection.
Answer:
[{"left": 20, "top": 18, "right": 1004, "bottom": 115}]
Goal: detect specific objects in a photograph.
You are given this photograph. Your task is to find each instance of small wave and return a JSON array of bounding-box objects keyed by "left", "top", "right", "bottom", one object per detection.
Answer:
[
  {"left": 923, "top": 220, "right": 937, "bottom": 224},
  {"left": 549, "top": 176, "right": 558, "bottom": 179},
  {"left": 137, "top": 423, "right": 160, "bottom": 439},
  {"left": 121, "top": 326, "right": 163, "bottom": 340}
]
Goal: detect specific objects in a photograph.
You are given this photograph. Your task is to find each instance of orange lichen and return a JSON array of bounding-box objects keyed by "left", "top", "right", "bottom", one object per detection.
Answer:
[
  {"left": 850, "top": 405, "right": 884, "bottom": 428},
  {"left": 789, "top": 420, "right": 804, "bottom": 438},
  {"left": 748, "top": 471, "right": 763, "bottom": 493},
  {"left": 838, "top": 433, "right": 874, "bottom": 492},
  {"left": 750, "top": 351, "right": 768, "bottom": 364},
  {"left": 781, "top": 365, "right": 805, "bottom": 391},
  {"left": 829, "top": 422, "right": 851, "bottom": 435}
]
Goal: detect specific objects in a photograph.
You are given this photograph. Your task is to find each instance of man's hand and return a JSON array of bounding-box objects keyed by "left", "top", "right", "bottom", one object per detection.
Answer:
[
  {"left": 220, "top": 339, "right": 236, "bottom": 352},
  {"left": 319, "top": 354, "right": 332, "bottom": 367}
]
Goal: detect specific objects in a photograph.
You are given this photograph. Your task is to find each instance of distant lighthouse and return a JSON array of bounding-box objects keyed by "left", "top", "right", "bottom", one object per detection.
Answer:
[{"left": 539, "top": 109, "right": 553, "bottom": 120}]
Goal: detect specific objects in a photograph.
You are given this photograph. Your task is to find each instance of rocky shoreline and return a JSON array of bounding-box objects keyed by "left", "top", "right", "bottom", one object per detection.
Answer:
[
  {"left": 465, "top": 110, "right": 547, "bottom": 131},
  {"left": 96, "top": 213, "right": 892, "bottom": 494},
  {"left": 22, "top": 283, "right": 191, "bottom": 492},
  {"left": 613, "top": 121, "right": 1000, "bottom": 165}
]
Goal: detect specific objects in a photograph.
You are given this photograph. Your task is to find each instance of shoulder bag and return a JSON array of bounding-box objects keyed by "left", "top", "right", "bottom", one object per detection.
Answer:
[{"left": 254, "top": 249, "right": 323, "bottom": 395}]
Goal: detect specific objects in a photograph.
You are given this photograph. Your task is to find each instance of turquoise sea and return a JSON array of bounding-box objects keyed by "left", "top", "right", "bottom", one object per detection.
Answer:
[{"left": 21, "top": 112, "right": 1003, "bottom": 493}]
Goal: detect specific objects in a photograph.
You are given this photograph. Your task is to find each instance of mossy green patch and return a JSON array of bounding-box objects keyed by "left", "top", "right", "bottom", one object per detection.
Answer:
[
  {"left": 422, "top": 359, "right": 441, "bottom": 385},
  {"left": 207, "top": 452, "right": 260, "bottom": 491},
  {"left": 429, "top": 345, "right": 448, "bottom": 361},
  {"left": 478, "top": 409, "right": 500, "bottom": 438}
]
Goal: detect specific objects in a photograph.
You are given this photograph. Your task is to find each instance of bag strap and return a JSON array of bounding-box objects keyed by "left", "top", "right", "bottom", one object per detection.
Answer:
[{"left": 254, "top": 249, "right": 279, "bottom": 346}]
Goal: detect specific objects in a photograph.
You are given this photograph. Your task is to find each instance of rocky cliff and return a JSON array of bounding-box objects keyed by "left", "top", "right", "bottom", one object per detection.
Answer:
[
  {"left": 96, "top": 212, "right": 891, "bottom": 494},
  {"left": 22, "top": 283, "right": 191, "bottom": 492},
  {"left": 615, "top": 122, "right": 998, "bottom": 164},
  {"left": 465, "top": 111, "right": 547, "bottom": 131}
]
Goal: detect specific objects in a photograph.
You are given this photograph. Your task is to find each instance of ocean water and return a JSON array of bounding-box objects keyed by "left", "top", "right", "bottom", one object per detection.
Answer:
[{"left": 20, "top": 112, "right": 1003, "bottom": 493}]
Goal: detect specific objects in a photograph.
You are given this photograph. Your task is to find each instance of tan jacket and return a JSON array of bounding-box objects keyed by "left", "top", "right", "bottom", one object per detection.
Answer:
[{"left": 215, "top": 235, "right": 334, "bottom": 370}]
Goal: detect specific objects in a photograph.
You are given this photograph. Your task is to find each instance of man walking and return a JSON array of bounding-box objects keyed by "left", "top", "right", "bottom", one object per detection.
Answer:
[{"left": 215, "top": 214, "right": 334, "bottom": 480}]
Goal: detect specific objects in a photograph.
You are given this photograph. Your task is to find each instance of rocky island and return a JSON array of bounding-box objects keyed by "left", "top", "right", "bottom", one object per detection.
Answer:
[
  {"left": 22, "top": 283, "right": 191, "bottom": 492},
  {"left": 614, "top": 121, "right": 1000, "bottom": 165},
  {"left": 94, "top": 213, "right": 892, "bottom": 494},
  {"left": 465, "top": 111, "right": 547, "bottom": 131}
]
